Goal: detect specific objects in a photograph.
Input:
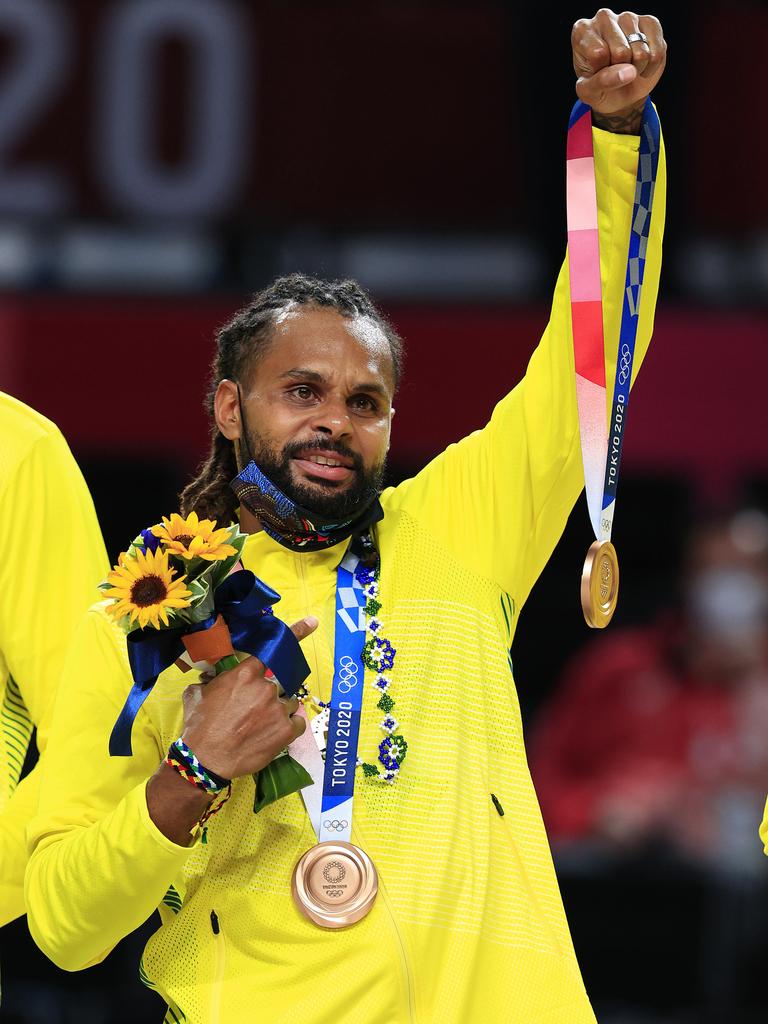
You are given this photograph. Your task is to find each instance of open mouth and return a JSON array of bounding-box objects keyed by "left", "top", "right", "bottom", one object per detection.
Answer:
[{"left": 292, "top": 449, "right": 356, "bottom": 484}]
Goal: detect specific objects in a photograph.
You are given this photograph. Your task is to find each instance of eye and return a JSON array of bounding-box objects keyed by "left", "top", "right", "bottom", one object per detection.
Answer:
[
  {"left": 350, "top": 394, "right": 378, "bottom": 413},
  {"left": 288, "top": 385, "right": 316, "bottom": 401}
]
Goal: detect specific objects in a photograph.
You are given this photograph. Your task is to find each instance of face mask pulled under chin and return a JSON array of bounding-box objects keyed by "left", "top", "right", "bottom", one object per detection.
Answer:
[
  {"left": 229, "top": 459, "right": 383, "bottom": 552},
  {"left": 687, "top": 567, "right": 768, "bottom": 645}
]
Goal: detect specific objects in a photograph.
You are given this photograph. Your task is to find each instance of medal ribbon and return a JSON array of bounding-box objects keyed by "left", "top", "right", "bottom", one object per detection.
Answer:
[
  {"left": 290, "top": 548, "right": 368, "bottom": 843},
  {"left": 566, "top": 96, "right": 660, "bottom": 541}
]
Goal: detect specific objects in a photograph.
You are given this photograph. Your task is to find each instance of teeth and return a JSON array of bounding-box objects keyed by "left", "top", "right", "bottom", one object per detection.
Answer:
[{"left": 306, "top": 455, "right": 343, "bottom": 467}]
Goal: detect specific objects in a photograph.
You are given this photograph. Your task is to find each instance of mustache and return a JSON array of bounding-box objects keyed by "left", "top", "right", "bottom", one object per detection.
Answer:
[{"left": 282, "top": 437, "right": 363, "bottom": 472}]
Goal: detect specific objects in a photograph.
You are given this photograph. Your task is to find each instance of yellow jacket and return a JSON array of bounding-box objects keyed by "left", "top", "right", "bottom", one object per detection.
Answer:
[
  {"left": 758, "top": 804, "right": 768, "bottom": 856},
  {"left": 26, "top": 125, "right": 665, "bottom": 1023},
  {"left": 0, "top": 394, "right": 108, "bottom": 925}
]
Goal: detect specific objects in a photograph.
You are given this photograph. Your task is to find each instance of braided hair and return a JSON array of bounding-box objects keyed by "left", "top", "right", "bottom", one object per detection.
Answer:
[{"left": 179, "top": 273, "right": 404, "bottom": 526}]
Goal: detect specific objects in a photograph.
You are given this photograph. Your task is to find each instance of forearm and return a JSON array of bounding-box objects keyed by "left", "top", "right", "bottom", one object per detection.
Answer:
[
  {"left": 592, "top": 100, "right": 644, "bottom": 134},
  {"left": 25, "top": 778, "right": 194, "bottom": 971},
  {"left": 146, "top": 761, "right": 214, "bottom": 846}
]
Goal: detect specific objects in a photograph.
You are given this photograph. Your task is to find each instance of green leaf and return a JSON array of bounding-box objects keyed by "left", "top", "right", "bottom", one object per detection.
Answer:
[
  {"left": 180, "top": 576, "right": 214, "bottom": 623},
  {"left": 205, "top": 534, "right": 248, "bottom": 591},
  {"left": 252, "top": 755, "right": 313, "bottom": 815}
]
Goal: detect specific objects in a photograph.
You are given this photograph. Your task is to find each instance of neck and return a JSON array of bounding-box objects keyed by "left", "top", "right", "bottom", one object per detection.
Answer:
[
  {"left": 231, "top": 458, "right": 384, "bottom": 553},
  {"left": 238, "top": 502, "right": 263, "bottom": 536}
]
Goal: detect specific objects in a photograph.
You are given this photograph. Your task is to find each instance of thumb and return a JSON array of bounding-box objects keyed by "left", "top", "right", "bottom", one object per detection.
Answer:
[
  {"left": 290, "top": 615, "right": 319, "bottom": 643},
  {"left": 576, "top": 62, "right": 637, "bottom": 108}
]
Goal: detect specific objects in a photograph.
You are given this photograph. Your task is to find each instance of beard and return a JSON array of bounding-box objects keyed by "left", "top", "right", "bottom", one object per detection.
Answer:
[{"left": 245, "top": 431, "right": 385, "bottom": 521}]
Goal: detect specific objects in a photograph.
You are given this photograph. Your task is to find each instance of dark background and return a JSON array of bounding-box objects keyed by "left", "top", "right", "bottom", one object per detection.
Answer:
[{"left": 1, "top": 1, "right": 766, "bottom": 1021}]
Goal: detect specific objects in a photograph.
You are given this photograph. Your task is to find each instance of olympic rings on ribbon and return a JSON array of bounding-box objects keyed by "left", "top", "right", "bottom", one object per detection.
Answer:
[
  {"left": 336, "top": 654, "right": 359, "bottom": 693},
  {"left": 618, "top": 343, "right": 632, "bottom": 385},
  {"left": 322, "top": 819, "right": 349, "bottom": 832}
]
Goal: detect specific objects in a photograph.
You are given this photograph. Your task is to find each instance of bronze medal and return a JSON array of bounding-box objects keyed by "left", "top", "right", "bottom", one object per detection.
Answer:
[
  {"left": 292, "top": 841, "right": 378, "bottom": 929},
  {"left": 581, "top": 540, "right": 619, "bottom": 629}
]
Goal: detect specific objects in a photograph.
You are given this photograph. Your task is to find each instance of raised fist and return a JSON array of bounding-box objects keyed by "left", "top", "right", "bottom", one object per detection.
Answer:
[{"left": 572, "top": 9, "right": 667, "bottom": 128}]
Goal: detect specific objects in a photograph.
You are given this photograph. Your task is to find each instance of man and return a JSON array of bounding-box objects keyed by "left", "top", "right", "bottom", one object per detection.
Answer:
[
  {"left": 25, "top": 10, "right": 667, "bottom": 1022},
  {"left": 0, "top": 393, "right": 108, "bottom": 926}
]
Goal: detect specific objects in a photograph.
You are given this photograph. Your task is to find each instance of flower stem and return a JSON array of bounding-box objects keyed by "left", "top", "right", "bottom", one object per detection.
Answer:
[{"left": 214, "top": 654, "right": 240, "bottom": 675}]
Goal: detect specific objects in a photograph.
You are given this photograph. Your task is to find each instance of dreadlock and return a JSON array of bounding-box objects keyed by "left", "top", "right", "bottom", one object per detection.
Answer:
[{"left": 179, "top": 273, "right": 404, "bottom": 526}]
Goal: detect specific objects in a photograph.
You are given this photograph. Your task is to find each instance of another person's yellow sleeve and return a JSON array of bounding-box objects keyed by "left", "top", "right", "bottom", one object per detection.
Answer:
[
  {"left": 0, "top": 404, "right": 109, "bottom": 925},
  {"left": 759, "top": 799, "right": 768, "bottom": 856}
]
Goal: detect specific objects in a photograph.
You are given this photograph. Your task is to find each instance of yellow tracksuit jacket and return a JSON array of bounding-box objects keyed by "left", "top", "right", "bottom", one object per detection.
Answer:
[
  {"left": 0, "top": 394, "right": 108, "bottom": 925},
  {"left": 25, "top": 124, "right": 665, "bottom": 1023}
]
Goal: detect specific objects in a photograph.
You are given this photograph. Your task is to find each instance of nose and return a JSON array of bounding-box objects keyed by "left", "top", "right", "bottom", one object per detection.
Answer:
[{"left": 308, "top": 395, "right": 351, "bottom": 438}]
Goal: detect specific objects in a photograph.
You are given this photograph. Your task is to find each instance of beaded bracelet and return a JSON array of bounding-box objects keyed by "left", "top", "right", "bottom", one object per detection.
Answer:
[{"left": 165, "top": 737, "right": 231, "bottom": 795}]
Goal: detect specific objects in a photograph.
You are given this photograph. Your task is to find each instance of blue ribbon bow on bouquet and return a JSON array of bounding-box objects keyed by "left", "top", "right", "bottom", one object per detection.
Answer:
[{"left": 109, "top": 570, "right": 310, "bottom": 756}]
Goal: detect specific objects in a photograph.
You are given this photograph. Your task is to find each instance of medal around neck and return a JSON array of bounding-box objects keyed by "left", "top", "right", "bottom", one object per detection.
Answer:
[
  {"left": 291, "top": 547, "right": 379, "bottom": 927},
  {"left": 566, "top": 96, "right": 660, "bottom": 628},
  {"left": 292, "top": 841, "right": 378, "bottom": 928}
]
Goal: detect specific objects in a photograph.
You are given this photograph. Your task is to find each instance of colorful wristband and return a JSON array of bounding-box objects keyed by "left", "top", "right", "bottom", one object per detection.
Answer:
[{"left": 166, "top": 737, "right": 231, "bottom": 795}]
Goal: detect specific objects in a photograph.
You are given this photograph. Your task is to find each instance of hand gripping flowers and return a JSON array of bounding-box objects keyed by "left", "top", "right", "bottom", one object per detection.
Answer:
[{"left": 101, "top": 511, "right": 312, "bottom": 812}]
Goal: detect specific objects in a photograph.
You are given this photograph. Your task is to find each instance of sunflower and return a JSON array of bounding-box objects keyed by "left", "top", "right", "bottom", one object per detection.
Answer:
[
  {"left": 151, "top": 511, "right": 237, "bottom": 562},
  {"left": 104, "top": 546, "right": 192, "bottom": 629}
]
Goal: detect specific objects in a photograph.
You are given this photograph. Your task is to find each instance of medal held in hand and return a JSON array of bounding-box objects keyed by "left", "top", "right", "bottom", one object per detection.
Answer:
[
  {"left": 566, "top": 96, "right": 660, "bottom": 628},
  {"left": 580, "top": 538, "right": 619, "bottom": 629}
]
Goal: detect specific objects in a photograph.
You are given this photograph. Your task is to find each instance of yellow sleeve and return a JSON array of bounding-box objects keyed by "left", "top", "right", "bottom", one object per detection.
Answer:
[
  {"left": 24, "top": 607, "right": 195, "bottom": 971},
  {"left": 0, "top": 423, "right": 109, "bottom": 926},
  {"left": 386, "top": 121, "right": 666, "bottom": 610},
  {"left": 0, "top": 772, "right": 39, "bottom": 924},
  {"left": 760, "top": 798, "right": 768, "bottom": 856}
]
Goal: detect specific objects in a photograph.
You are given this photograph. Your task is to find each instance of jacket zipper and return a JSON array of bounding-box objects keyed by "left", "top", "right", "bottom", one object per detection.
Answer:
[
  {"left": 294, "top": 552, "right": 322, "bottom": 685},
  {"left": 377, "top": 876, "right": 416, "bottom": 1021},
  {"left": 209, "top": 910, "right": 226, "bottom": 1024},
  {"left": 495, "top": 811, "right": 563, "bottom": 953},
  {"left": 355, "top": 821, "right": 416, "bottom": 1021}
]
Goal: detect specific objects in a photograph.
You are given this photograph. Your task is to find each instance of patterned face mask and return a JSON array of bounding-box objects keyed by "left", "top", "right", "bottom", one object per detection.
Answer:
[{"left": 230, "top": 460, "right": 383, "bottom": 552}]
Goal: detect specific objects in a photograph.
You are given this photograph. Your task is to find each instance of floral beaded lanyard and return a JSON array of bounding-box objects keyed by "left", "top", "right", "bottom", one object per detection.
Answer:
[{"left": 294, "top": 529, "right": 407, "bottom": 840}]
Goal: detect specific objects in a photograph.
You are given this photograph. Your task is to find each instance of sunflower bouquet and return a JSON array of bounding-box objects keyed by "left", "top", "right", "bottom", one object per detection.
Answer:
[
  {"left": 101, "top": 511, "right": 311, "bottom": 812},
  {"left": 101, "top": 511, "right": 243, "bottom": 656}
]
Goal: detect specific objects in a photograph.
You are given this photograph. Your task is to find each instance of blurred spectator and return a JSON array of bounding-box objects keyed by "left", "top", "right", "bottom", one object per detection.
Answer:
[
  {"left": 531, "top": 508, "right": 768, "bottom": 872},
  {"left": 530, "top": 509, "right": 768, "bottom": 1016}
]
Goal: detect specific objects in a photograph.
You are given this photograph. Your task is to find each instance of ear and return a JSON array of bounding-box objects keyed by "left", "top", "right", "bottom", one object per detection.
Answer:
[
  {"left": 214, "top": 380, "right": 241, "bottom": 441},
  {"left": 385, "top": 406, "right": 395, "bottom": 453}
]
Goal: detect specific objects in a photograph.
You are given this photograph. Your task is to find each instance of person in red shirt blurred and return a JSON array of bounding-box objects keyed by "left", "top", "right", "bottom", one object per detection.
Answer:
[{"left": 531, "top": 508, "right": 768, "bottom": 870}]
